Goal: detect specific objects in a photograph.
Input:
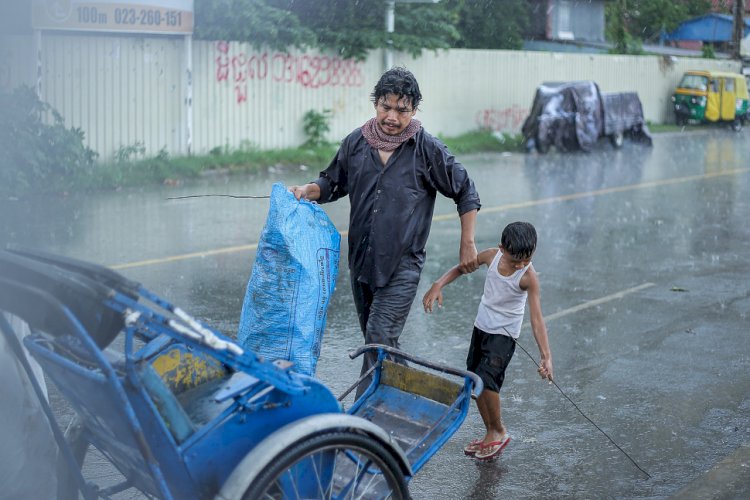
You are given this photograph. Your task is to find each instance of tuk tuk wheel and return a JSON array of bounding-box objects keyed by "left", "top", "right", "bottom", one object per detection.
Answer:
[
  {"left": 675, "top": 114, "right": 688, "bottom": 126},
  {"left": 240, "top": 431, "right": 409, "bottom": 500},
  {"left": 731, "top": 119, "right": 742, "bottom": 132},
  {"left": 610, "top": 132, "right": 624, "bottom": 148}
]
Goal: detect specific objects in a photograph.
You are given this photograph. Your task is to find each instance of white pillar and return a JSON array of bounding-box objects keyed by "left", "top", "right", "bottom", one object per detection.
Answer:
[
  {"left": 184, "top": 34, "right": 193, "bottom": 156},
  {"left": 34, "top": 30, "right": 42, "bottom": 99},
  {"left": 384, "top": 0, "right": 395, "bottom": 72}
]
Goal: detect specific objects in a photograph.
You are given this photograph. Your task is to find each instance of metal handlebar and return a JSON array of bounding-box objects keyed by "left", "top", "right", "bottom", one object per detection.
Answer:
[{"left": 348, "top": 344, "right": 483, "bottom": 398}]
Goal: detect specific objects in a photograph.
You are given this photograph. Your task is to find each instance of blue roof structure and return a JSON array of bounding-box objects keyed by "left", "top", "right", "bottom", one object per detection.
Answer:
[{"left": 663, "top": 13, "right": 750, "bottom": 42}]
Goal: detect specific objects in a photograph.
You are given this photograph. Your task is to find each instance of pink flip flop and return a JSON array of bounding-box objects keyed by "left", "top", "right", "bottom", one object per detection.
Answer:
[
  {"left": 474, "top": 435, "right": 511, "bottom": 461},
  {"left": 463, "top": 439, "right": 484, "bottom": 456}
]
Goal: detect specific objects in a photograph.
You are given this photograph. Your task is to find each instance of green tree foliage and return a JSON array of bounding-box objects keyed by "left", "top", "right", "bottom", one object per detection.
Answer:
[
  {"left": 606, "top": 0, "right": 711, "bottom": 46},
  {"left": 0, "top": 86, "right": 97, "bottom": 196},
  {"left": 194, "top": 0, "right": 315, "bottom": 52},
  {"left": 195, "top": 0, "right": 461, "bottom": 60},
  {"left": 451, "top": 0, "right": 529, "bottom": 50},
  {"left": 288, "top": 0, "right": 460, "bottom": 60},
  {"left": 607, "top": 0, "right": 645, "bottom": 54}
]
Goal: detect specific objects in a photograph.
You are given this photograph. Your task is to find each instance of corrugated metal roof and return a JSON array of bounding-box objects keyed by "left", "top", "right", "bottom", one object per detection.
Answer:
[{"left": 663, "top": 13, "right": 750, "bottom": 42}]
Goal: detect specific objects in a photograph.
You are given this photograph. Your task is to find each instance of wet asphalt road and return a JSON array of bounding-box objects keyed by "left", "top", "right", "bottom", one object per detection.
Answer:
[{"left": 1, "top": 128, "right": 748, "bottom": 499}]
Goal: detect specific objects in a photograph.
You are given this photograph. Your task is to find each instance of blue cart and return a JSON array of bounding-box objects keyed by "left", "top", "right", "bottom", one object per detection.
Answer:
[{"left": 0, "top": 247, "right": 481, "bottom": 499}]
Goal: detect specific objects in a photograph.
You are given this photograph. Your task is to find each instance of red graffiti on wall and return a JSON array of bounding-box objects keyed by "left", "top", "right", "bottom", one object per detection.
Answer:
[
  {"left": 475, "top": 106, "right": 529, "bottom": 132},
  {"left": 216, "top": 41, "right": 230, "bottom": 82},
  {"left": 214, "top": 41, "right": 364, "bottom": 104}
]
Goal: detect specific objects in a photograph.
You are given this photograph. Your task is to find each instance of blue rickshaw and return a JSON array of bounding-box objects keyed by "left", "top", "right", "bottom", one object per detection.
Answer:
[{"left": 0, "top": 246, "right": 481, "bottom": 499}]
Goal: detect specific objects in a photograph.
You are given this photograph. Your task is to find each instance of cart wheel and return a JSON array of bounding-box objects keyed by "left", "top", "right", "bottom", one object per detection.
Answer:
[
  {"left": 242, "top": 431, "right": 409, "bottom": 500},
  {"left": 610, "top": 132, "right": 624, "bottom": 148},
  {"left": 57, "top": 415, "right": 143, "bottom": 500},
  {"left": 57, "top": 415, "right": 89, "bottom": 500},
  {"left": 731, "top": 119, "right": 742, "bottom": 132}
]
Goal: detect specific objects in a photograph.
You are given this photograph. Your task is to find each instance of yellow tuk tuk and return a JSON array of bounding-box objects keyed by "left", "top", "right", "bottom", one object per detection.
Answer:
[{"left": 672, "top": 70, "right": 749, "bottom": 131}]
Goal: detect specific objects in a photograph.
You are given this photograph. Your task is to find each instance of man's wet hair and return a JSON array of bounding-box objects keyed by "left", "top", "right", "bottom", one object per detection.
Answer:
[
  {"left": 371, "top": 67, "right": 422, "bottom": 110},
  {"left": 501, "top": 222, "right": 537, "bottom": 260}
]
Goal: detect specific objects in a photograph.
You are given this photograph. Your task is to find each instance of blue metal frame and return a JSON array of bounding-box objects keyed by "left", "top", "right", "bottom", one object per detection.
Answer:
[
  {"left": 346, "top": 345, "right": 483, "bottom": 475},
  {"left": 1, "top": 248, "right": 482, "bottom": 499}
]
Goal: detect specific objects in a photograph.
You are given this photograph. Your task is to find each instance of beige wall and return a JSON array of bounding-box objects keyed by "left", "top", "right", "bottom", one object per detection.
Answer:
[
  {"left": 397, "top": 49, "right": 741, "bottom": 138},
  {"left": 0, "top": 33, "right": 741, "bottom": 159}
]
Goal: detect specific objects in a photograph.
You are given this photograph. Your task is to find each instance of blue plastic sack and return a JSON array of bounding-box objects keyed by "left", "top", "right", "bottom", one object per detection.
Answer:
[{"left": 237, "top": 182, "right": 340, "bottom": 376}]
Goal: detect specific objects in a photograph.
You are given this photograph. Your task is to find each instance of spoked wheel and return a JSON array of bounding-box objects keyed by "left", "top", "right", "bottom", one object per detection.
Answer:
[{"left": 242, "top": 431, "right": 409, "bottom": 500}]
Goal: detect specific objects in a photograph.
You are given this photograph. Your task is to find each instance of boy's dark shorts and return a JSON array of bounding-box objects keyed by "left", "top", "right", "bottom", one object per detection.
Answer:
[{"left": 466, "top": 326, "right": 516, "bottom": 393}]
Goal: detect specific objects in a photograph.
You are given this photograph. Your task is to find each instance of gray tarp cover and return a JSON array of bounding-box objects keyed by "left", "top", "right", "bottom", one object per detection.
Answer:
[{"left": 522, "top": 81, "right": 651, "bottom": 152}]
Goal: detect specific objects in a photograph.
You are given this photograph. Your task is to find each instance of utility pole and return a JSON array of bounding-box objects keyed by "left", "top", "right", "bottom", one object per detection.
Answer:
[
  {"left": 732, "top": 0, "right": 745, "bottom": 60},
  {"left": 384, "top": 0, "right": 395, "bottom": 71},
  {"left": 382, "top": 0, "right": 440, "bottom": 73}
]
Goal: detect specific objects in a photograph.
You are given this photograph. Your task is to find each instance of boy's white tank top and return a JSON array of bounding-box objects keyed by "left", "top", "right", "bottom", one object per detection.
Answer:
[{"left": 474, "top": 250, "right": 531, "bottom": 338}]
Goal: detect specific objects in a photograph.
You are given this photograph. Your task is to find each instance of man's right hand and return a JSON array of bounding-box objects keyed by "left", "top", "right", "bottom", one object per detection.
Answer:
[{"left": 288, "top": 183, "right": 320, "bottom": 201}]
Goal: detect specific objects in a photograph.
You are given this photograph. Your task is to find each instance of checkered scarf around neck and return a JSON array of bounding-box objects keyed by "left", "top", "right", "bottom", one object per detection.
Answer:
[{"left": 361, "top": 117, "right": 422, "bottom": 151}]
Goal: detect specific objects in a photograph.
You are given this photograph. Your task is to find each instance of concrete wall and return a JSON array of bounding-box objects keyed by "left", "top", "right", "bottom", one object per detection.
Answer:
[
  {"left": 395, "top": 49, "right": 740, "bottom": 139},
  {"left": 0, "top": 32, "right": 742, "bottom": 159}
]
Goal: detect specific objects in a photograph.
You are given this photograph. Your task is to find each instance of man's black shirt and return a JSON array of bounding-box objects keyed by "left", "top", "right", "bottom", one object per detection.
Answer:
[{"left": 314, "top": 127, "right": 481, "bottom": 289}]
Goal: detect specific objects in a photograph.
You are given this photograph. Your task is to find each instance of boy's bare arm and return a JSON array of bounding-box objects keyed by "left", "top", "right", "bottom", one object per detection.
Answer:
[
  {"left": 525, "top": 269, "right": 553, "bottom": 381},
  {"left": 423, "top": 247, "right": 497, "bottom": 313},
  {"left": 422, "top": 265, "right": 462, "bottom": 312}
]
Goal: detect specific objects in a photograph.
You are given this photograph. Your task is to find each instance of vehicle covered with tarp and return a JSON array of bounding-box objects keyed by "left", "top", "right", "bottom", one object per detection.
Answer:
[{"left": 522, "top": 81, "right": 652, "bottom": 153}]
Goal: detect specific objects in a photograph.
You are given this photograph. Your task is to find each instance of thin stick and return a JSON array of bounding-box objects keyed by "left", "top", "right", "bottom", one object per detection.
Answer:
[
  {"left": 511, "top": 333, "right": 651, "bottom": 479},
  {"left": 166, "top": 194, "right": 270, "bottom": 200}
]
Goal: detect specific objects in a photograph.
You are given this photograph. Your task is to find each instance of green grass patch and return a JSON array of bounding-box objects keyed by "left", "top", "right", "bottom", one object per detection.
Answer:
[
  {"left": 7, "top": 123, "right": 706, "bottom": 196},
  {"left": 646, "top": 122, "right": 715, "bottom": 133},
  {"left": 61, "top": 130, "right": 524, "bottom": 193},
  {"left": 75, "top": 144, "right": 340, "bottom": 192},
  {"left": 439, "top": 129, "right": 524, "bottom": 155}
]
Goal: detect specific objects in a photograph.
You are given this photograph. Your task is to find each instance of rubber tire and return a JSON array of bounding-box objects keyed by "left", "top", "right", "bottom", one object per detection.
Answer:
[
  {"left": 731, "top": 119, "right": 742, "bottom": 132},
  {"left": 242, "top": 431, "right": 409, "bottom": 500},
  {"left": 675, "top": 114, "right": 688, "bottom": 126},
  {"left": 610, "top": 132, "right": 624, "bottom": 148}
]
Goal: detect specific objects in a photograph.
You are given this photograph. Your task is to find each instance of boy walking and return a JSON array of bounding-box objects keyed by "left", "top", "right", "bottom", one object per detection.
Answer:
[{"left": 422, "top": 221, "right": 553, "bottom": 461}]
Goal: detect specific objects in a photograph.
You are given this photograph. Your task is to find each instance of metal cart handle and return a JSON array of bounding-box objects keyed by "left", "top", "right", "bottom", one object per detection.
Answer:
[{"left": 348, "top": 344, "right": 483, "bottom": 398}]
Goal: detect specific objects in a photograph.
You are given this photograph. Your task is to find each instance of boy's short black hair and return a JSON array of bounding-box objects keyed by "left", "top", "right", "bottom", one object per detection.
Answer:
[
  {"left": 371, "top": 67, "right": 422, "bottom": 110},
  {"left": 501, "top": 222, "right": 537, "bottom": 259}
]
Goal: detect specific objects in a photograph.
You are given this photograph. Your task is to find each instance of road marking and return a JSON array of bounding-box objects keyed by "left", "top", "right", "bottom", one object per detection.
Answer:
[
  {"left": 448, "top": 282, "right": 655, "bottom": 348},
  {"left": 110, "top": 166, "right": 749, "bottom": 270},
  {"left": 529, "top": 282, "right": 655, "bottom": 327},
  {"left": 111, "top": 244, "right": 259, "bottom": 270},
  {"left": 434, "top": 166, "right": 750, "bottom": 221}
]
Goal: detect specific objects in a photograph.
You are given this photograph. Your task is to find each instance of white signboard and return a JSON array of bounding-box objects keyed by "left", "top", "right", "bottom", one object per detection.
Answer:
[{"left": 32, "top": 0, "right": 193, "bottom": 34}]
